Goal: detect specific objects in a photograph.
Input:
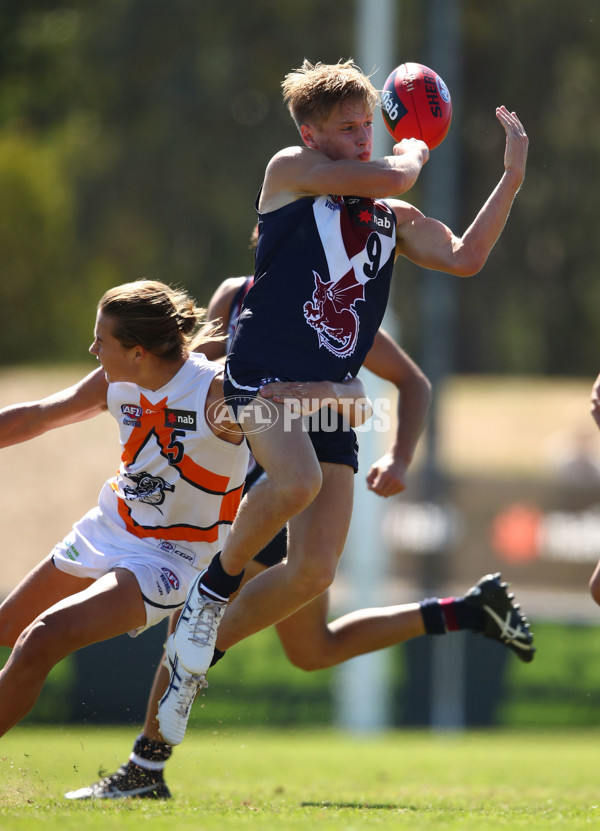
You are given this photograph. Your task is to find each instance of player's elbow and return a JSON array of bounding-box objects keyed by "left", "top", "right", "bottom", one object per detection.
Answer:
[
  {"left": 589, "top": 571, "right": 600, "bottom": 607},
  {"left": 452, "top": 259, "right": 486, "bottom": 278},
  {"left": 419, "top": 375, "right": 433, "bottom": 413},
  {"left": 390, "top": 166, "right": 421, "bottom": 196},
  {"left": 417, "top": 370, "right": 432, "bottom": 399},
  {"left": 443, "top": 240, "right": 489, "bottom": 277},
  {"left": 372, "top": 164, "right": 420, "bottom": 198}
]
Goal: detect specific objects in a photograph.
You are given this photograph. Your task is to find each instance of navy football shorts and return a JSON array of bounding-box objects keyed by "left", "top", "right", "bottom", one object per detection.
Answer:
[{"left": 223, "top": 360, "right": 359, "bottom": 473}]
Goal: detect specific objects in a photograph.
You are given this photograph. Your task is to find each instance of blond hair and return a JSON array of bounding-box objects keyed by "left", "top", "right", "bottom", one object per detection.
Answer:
[
  {"left": 99, "top": 279, "right": 222, "bottom": 361},
  {"left": 282, "top": 59, "right": 378, "bottom": 129}
]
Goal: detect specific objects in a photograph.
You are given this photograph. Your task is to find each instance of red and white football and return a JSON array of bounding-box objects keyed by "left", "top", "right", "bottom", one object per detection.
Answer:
[{"left": 381, "top": 62, "right": 452, "bottom": 150}]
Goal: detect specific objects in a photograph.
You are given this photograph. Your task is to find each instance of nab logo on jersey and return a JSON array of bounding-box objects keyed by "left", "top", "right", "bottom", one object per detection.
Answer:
[
  {"left": 346, "top": 198, "right": 394, "bottom": 238},
  {"left": 164, "top": 408, "right": 197, "bottom": 431}
]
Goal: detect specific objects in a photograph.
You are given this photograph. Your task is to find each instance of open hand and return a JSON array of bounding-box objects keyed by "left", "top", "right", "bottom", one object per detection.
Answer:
[{"left": 496, "top": 106, "right": 528, "bottom": 184}]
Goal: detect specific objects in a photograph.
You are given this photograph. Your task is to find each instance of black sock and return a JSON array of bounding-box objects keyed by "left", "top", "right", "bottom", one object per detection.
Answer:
[
  {"left": 420, "top": 597, "right": 485, "bottom": 635},
  {"left": 129, "top": 733, "right": 173, "bottom": 769},
  {"left": 199, "top": 552, "right": 244, "bottom": 602},
  {"left": 210, "top": 647, "right": 226, "bottom": 668}
]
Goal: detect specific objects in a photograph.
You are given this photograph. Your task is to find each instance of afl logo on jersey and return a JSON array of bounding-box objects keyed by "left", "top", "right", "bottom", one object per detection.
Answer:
[
  {"left": 121, "top": 403, "right": 142, "bottom": 427},
  {"left": 160, "top": 567, "right": 180, "bottom": 593}
]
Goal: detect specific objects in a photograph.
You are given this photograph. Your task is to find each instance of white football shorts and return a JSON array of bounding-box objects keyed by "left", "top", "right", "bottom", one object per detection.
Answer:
[{"left": 51, "top": 505, "right": 203, "bottom": 636}]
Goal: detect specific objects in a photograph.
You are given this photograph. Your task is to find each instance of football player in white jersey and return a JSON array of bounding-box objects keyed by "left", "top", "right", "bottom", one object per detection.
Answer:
[
  {"left": 64, "top": 278, "right": 436, "bottom": 799},
  {"left": 0, "top": 278, "right": 371, "bottom": 745}
]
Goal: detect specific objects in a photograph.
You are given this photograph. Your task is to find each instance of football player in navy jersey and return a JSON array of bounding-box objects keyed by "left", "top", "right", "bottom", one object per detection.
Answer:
[{"left": 165, "top": 58, "right": 531, "bottom": 739}]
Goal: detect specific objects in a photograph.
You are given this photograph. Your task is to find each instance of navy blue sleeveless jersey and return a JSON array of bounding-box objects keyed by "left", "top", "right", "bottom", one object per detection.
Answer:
[
  {"left": 227, "top": 194, "right": 397, "bottom": 382},
  {"left": 225, "top": 276, "right": 252, "bottom": 354}
]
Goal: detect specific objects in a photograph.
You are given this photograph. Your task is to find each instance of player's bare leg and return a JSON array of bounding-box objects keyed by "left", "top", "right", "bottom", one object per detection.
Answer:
[
  {"left": 0, "top": 555, "right": 94, "bottom": 647},
  {"left": 171, "top": 408, "right": 324, "bottom": 678},
  {"left": 66, "top": 613, "right": 179, "bottom": 800},
  {"left": 215, "top": 462, "right": 354, "bottom": 651},
  {"left": 0, "top": 567, "right": 145, "bottom": 736},
  {"left": 218, "top": 403, "right": 324, "bottom": 576},
  {"left": 275, "top": 592, "right": 424, "bottom": 671}
]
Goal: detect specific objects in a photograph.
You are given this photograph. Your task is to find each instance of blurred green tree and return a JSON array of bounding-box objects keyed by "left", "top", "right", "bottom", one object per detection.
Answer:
[
  {"left": 0, "top": 1, "right": 598, "bottom": 374},
  {"left": 456, "top": 2, "right": 600, "bottom": 375}
]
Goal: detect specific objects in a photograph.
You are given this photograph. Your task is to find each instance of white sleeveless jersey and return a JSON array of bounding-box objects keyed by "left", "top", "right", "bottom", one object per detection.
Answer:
[{"left": 97, "top": 352, "right": 248, "bottom": 565}]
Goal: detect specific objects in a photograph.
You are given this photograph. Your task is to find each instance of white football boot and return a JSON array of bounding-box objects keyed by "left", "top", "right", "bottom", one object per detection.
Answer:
[
  {"left": 172, "top": 569, "right": 227, "bottom": 674},
  {"left": 157, "top": 634, "right": 207, "bottom": 746}
]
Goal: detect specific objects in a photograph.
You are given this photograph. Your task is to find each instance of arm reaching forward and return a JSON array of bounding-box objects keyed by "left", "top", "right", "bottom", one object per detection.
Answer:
[{"left": 0, "top": 368, "right": 108, "bottom": 449}]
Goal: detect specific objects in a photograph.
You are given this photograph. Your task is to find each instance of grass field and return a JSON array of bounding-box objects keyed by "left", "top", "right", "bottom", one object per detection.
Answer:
[{"left": 1, "top": 726, "right": 599, "bottom": 830}]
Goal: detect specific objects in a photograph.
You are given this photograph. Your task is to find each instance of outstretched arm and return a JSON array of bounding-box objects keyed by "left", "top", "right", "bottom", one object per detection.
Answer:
[
  {"left": 393, "top": 107, "right": 528, "bottom": 277},
  {"left": 363, "top": 329, "right": 431, "bottom": 497},
  {"left": 0, "top": 367, "right": 108, "bottom": 449}
]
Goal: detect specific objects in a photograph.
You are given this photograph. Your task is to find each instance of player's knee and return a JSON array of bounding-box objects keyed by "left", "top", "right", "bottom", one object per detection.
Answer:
[
  {"left": 277, "top": 473, "right": 322, "bottom": 515},
  {"left": 18, "top": 620, "right": 52, "bottom": 658},
  {"left": 284, "top": 647, "right": 319, "bottom": 672},
  {"left": 292, "top": 559, "right": 336, "bottom": 599},
  {"left": 16, "top": 613, "right": 70, "bottom": 667},
  {"left": 283, "top": 642, "right": 329, "bottom": 672}
]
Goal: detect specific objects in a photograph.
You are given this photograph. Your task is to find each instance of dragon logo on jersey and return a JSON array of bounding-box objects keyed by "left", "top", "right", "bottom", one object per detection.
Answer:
[
  {"left": 122, "top": 471, "right": 175, "bottom": 510},
  {"left": 303, "top": 269, "right": 364, "bottom": 357}
]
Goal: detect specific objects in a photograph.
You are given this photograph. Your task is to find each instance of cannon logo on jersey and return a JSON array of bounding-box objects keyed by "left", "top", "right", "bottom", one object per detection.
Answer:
[
  {"left": 122, "top": 471, "right": 175, "bottom": 509},
  {"left": 164, "top": 408, "right": 197, "bottom": 431}
]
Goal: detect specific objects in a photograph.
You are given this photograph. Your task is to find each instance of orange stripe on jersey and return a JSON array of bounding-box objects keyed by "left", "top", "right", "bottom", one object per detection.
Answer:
[
  {"left": 174, "top": 453, "right": 231, "bottom": 494},
  {"left": 120, "top": 395, "right": 168, "bottom": 467},
  {"left": 122, "top": 393, "right": 231, "bottom": 493},
  {"left": 115, "top": 496, "right": 224, "bottom": 543},
  {"left": 219, "top": 483, "right": 244, "bottom": 524}
]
